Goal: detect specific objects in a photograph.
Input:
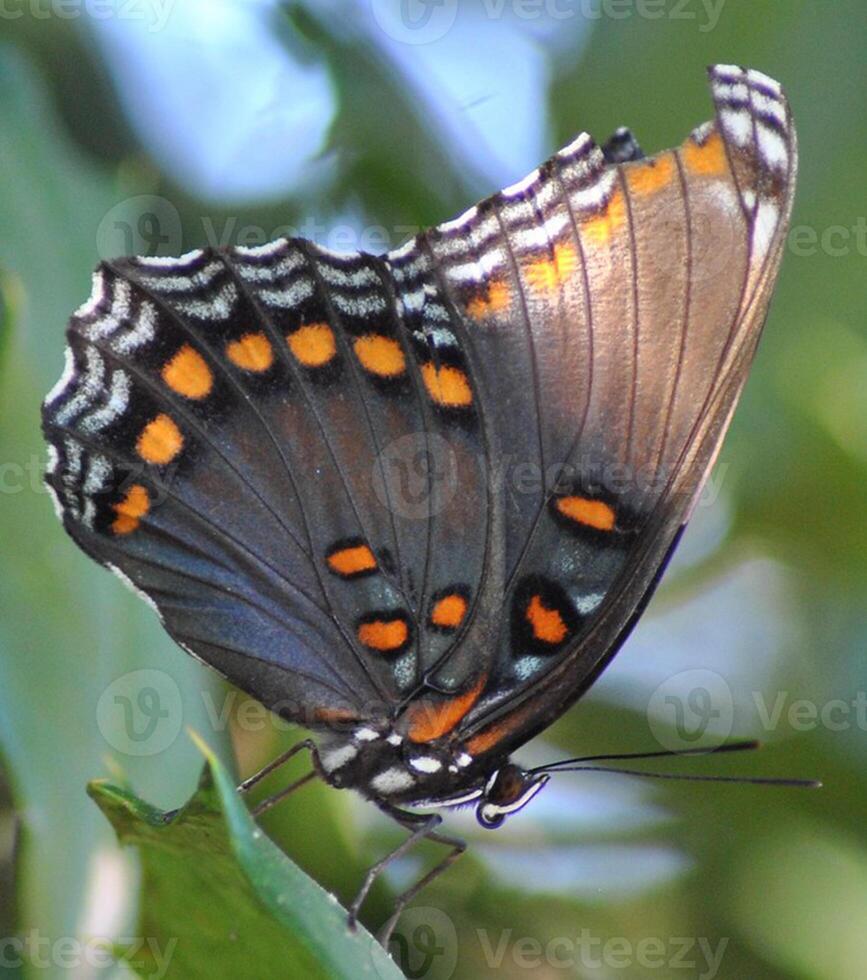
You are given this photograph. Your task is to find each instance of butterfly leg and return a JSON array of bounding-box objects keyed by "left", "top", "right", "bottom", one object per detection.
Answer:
[
  {"left": 347, "top": 805, "right": 466, "bottom": 948},
  {"left": 236, "top": 737, "right": 322, "bottom": 816},
  {"left": 376, "top": 825, "right": 466, "bottom": 948}
]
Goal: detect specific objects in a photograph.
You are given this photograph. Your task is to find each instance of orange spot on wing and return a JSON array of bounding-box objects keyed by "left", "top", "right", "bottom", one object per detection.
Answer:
[
  {"left": 405, "top": 674, "right": 486, "bottom": 744},
  {"left": 555, "top": 496, "right": 616, "bottom": 531},
  {"left": 326, "top": 543, "right": 378, "bottom": 578},
  {"left": 137, "top": 413, "right": 183, "bottom": 465},
  {"left": 421, "top": 362, "right": 473, "bottom": 407},
  {"left": 112, "top": 483, "right": 150, "bottom": 535},
  {"left": 162, "top": 344, "right": 213, "bottom": 399},
  {"left": 287, "top": 322, "right": 336, "bottom": 367},
  {"left": 226, "top": 332, "right": 274, "bottom": 372},
  {"left": 582, "top": 187, "right": 627, "bottom": 247},
  {"left": 430, "top": 592, "right": 468, "bottom": 629},
  {"left": 625, "top": 152, "right": 676, "bottom": 196},
  {"left": 353, "top": 334, "right": 406, "bottom": 377},
  {"left": 465, "top": 702, "right": 535, "bottom": 756},
  {"left": 466, "top": 280, "right": 510, "bottom": 318},
  {"left": 681, "top": 129, "right": 728, "bottom": 177},
  {"left": 357, "top": 617, "right": 409, "bottom": 653},
  {"left": 526, "top": 594, "right": 569, "bottom": 645},
  {"left": 523, "top": 242, "right": 578, "bottom": 293}
]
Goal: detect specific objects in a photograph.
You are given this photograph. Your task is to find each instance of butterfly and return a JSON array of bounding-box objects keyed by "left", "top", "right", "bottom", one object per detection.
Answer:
[{"left": 42, "top": 65, "right": 797, "bottom": 940}]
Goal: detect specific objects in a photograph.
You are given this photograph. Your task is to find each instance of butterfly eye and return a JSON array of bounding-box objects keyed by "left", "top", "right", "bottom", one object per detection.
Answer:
[
  {"left": 476, "top": 765, "right": 549, "bottom": 829},
  {"left": 476, "top": 804, "right": 506, "bottom": 830}
]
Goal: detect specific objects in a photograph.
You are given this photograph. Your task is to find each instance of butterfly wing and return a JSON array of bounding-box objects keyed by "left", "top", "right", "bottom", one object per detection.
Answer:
[
  {"left": 384, "top": 64, "right": 796, "bottom": 753},
  {"left": 42, "top": 65, "right": 795, "bottom": 750},
  {"left": 43, "top": 239, "right": 443, "bottom": 721}
]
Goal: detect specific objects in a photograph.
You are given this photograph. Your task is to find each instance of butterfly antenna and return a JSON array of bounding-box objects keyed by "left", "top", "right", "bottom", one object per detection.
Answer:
[
  {"left": 532, "top": 740, "right": 821, "bottom": 788},
  {"left": 540, "top": 764, "right": 819, "bottom": 788},
  {"left": 532, "top": 738, "right": 762, "bottom": 771}
]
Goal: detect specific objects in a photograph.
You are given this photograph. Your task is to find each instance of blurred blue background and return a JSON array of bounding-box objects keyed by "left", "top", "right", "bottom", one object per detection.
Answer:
[{"left": 0, "top": 1, "right": 865, "bottom": 977}]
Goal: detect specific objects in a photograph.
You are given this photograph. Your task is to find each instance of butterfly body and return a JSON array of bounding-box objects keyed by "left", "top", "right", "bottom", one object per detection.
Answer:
[{"left": 44, "top": 66, "right": 796, "bottom": 840}]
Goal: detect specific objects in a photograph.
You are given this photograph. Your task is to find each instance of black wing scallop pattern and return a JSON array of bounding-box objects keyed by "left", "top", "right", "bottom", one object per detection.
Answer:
[{"left": 43, "top": 239, "right": 449, "bottom": 719}]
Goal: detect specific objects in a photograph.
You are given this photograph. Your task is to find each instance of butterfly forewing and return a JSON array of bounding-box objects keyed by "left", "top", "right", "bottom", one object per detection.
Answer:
[
  {"left": 450, "top": 65, "right": 797, "bottom": 754},
  {"left": 42, "top": 65, "right": 795, "bottom": 761}
]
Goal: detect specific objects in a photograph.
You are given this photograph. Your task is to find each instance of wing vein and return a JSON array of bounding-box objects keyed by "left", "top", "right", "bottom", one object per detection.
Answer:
[
  {"left": 501, "top": 164, "right": 598, "bottom": 596},
  {"left": 84, "top": 331, "right": 311, "bottom": 561},
  {"left": 46, "top": 421, "right": 333, "bottom": 624},
  {"left": 297, "top": 243, "right": 412, "bottom": 613},
  {"left": 490, "top": 198, "right": 548, "bottom": 490},
  {"left": 617, "top": 169, "right": 641, "bottom": 468},
  {"left": 654, "top": 151, "right": 694, "bottom": 481}
]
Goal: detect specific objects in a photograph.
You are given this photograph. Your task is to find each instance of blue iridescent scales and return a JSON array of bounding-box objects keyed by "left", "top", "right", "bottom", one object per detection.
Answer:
[{"left": 42, "top": 65, "right": 796, "bottom": 811}]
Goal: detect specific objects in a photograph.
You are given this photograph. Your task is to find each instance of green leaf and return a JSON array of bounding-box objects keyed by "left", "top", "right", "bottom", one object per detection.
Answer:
[{"left": 89, "top": 733, "right": 402, "bottom": 980}]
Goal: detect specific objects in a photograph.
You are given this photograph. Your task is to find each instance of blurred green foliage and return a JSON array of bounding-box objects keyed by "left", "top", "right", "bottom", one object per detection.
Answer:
[{"left": 0, "top": 2, "right": 864, "bottom": 979}]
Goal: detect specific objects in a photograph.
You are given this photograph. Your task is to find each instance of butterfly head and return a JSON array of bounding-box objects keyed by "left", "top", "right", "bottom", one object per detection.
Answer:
[{"left": 475, "top": 763, "right": 550, "bottom": 829}]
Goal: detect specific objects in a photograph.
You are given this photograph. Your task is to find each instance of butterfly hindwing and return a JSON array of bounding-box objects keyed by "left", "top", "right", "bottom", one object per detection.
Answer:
[
  {"left": 42, "top": 243, "right": 419, "bottom": 719},
  {"left": 42, "top": 234, "right": 498, "bottom": 716}
]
